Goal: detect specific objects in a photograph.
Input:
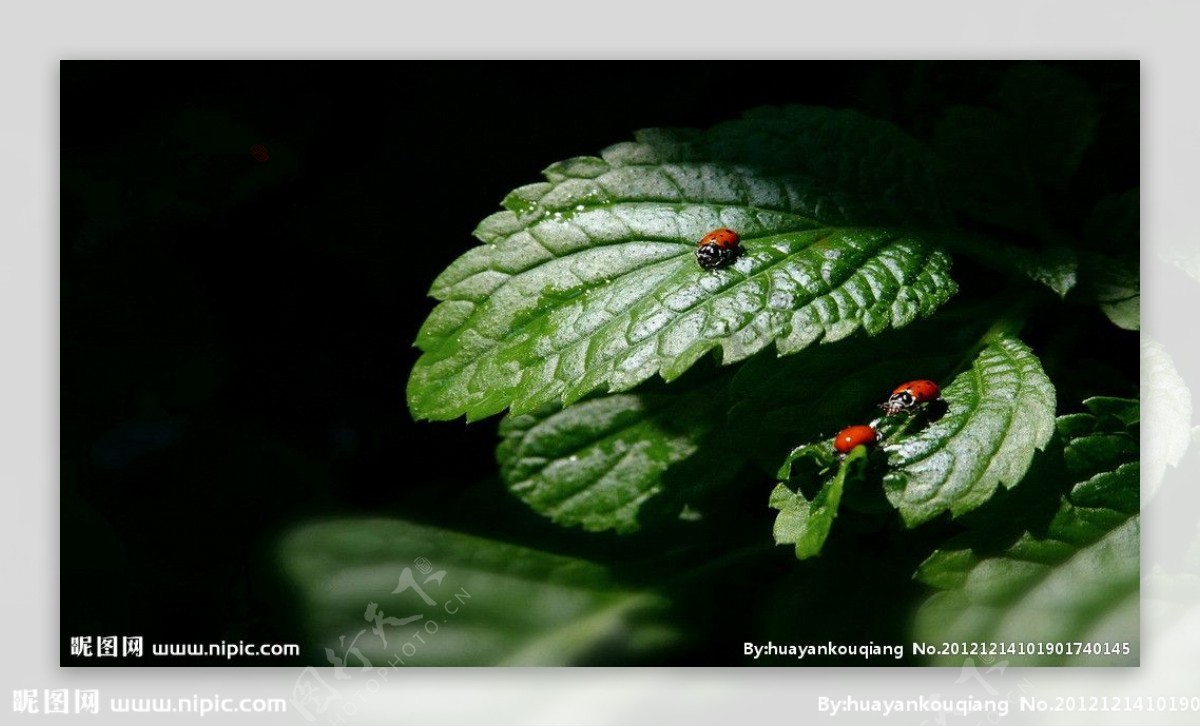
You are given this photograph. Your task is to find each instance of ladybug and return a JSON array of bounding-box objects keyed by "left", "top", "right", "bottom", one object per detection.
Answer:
[
  {"left": 695, "top": 228, "right": 741, "bottom": 269},
  {"left": 834, "top": 424, "right": 878, "bottom": 455},
  {"left": 880, "top": 379, "right": 940, "bottom": 416}
]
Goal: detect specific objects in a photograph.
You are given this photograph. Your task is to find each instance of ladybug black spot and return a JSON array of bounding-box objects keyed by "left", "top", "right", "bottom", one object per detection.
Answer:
[{"left": 696, "top": 242, "right": 739, "bottom": 270}]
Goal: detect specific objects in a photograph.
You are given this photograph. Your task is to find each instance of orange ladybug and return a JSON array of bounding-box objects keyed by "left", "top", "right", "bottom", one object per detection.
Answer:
[
  {"left": 834, "top": 424, "right": 878, "bottom": 455},
  {"left": 880, "top": 380, "right": 941, "bottom": 416},
  {"left": 695, "top": 228, "right": 740, "bottom": 269}
]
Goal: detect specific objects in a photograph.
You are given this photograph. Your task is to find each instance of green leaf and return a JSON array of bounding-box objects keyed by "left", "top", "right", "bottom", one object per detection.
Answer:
[
  {"left": 1011, "top": 245, "right": 1078, "bottom": 299},
  {"left": 933, "top": 230, "right": 1079, "bottom": 298},
  {"left": 278, "top": 518, "right": 678, "bottom": 666},
  {"left": 769, "top": 444, "right": 865, "bottom": 559},
  {"left": 914, "top": 398, "right": 1139, "bottom": 665},
  {"left": 883, "top": 335, "right": 1057, "bottom": 526},
  {"left": 497, "top": 368, "right": 742, "bottom": 533},
  {"left": 408, "top": 106, "right": 958, "bottom": 422}
]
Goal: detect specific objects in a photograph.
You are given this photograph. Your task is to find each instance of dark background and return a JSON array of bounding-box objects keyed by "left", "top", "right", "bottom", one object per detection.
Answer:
[{"left": 61, "top": 62, "right": 1148, "bottom": 665}]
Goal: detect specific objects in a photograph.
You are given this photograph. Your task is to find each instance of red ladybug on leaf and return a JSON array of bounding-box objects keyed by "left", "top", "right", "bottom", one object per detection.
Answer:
[
  {"left": 834, "top": 424, "right": 878, "bottom": 455},
  {"left": 880, "top": 380, "right": 940, "bottom": 416},
  {"left": 695, "top": 228, "right": 741, "bottom": 269}
]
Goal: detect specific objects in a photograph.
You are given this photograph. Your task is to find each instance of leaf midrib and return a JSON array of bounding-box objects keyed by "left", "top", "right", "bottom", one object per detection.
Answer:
[
  {"left": 893, "top": 343, "right": 1025, "bottom": 500},
  {"left": 555, "top": 230, "right": 921, "bottom": 402},
  {"left": 421, "top": 226, "right": 905, "bottom": 416}
]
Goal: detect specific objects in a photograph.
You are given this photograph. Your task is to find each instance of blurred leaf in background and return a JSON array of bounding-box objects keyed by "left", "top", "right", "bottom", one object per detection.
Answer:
[{"left": 279, "top": 518, "right": 681, "bottom": 666}]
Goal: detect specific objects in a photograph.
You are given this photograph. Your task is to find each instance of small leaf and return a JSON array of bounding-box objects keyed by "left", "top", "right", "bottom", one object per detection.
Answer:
[
  {"left": 1142, "top": 336, "right": 1191, "bottom": 499},
  {"left": 278, "top": 518, "right": 678, "bottom": 666},
  {"left": 409, "top": 106, "right": 958, "bottom": 422},
  {"left": 770, "top": 444, "right": 865, "bottom": 559},
  {"left": 1012, "top": 245, "right": 1078, "bottom": 298},
  {"left": 883, "top": 335, "right": 1057, "bottom": 526},
  {"left": 914, "top": 398, "right": 1139, "bottom": 665},
  {"left": 497, "top": 368, "right": 741, "bottom": 533},
  {"left": 937, "top": 232, "right": 1079, "bottom": 298}
]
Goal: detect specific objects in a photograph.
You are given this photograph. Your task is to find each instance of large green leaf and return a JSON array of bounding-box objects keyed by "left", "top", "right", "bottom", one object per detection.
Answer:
[
  {"left": 278, "top": 518, "right": 678, "bottom": 666},
  {"left": 497, "top": 368, "right": 742, "bottom": 533},
  {"left": 409, "top": 106, "right": 958, "bottom": 422},
  {"left": 914, "top": 397, "right": 1139, "bottom": 665},
  {"left": 883, "top": 335, "right": 1056, "bottom": 526}
]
